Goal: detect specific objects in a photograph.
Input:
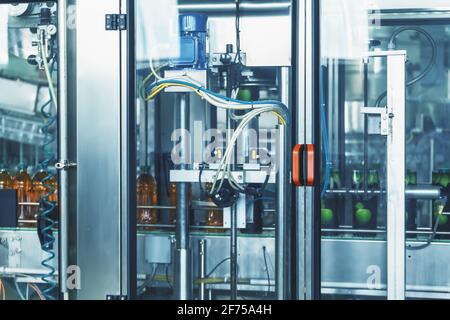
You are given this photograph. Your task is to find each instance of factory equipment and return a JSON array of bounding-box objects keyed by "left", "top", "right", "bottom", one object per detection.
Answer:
[
  {"left": 318, "top": 0, "right": 450, "bottom": 300},
  {"left": 134, "top": 3, "right": 291, "bottom": 300},
  {"left": 2, "top": 0, "right": 450, "bottom": 302},
  {"left": 0, "top": 1, "right": 59, "bottom": 300}
]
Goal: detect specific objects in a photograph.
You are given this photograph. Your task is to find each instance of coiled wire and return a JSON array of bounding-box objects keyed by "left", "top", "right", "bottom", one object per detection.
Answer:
[{"left": 38, "top": 93, "right": 58, "bottom": 300}]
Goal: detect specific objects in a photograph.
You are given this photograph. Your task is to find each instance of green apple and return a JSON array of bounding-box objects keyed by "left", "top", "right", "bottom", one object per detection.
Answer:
[
  {"left": 434, "top": 212, "right": 449, "bottom": 225},
  {"left": 440, "top": 175, "right": 450, "bottom": 188},
  {"left": 355, "top": 202, "right": 365, "bottom": 210},
  {"left": 238, "top": 89, "right": 252, "bottom": 102},
  {"left": 321, "top": 208, "right": 334, "bottom": 224},
  {"left": 355, "top": 208, "right": 372, "bottom": 225}
]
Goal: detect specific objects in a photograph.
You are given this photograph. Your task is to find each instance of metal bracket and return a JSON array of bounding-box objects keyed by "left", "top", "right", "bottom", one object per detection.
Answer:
[
  {"left": 106, "top": 295, "right": 128, "bottom": 300},
  {"left": 105, "top": 14, "right": 127, "bottom": 31},
  {"left": 360, "top": 106, "right": 391, "bottom": 136},
  {"left": 55, "top": 160, "right": 77, "bottom": 171},
  {"left": 8, "top": 234, "right": 22, "bottom": 268}
]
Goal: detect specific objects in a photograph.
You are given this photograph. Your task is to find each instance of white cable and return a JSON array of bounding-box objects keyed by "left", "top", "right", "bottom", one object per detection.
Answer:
[
  {"left": 148, "top": 50, "right": 164, "bottom": 81},
  {"left": 40, "top": 40, "right": 58, "bottom": 111},
  {"left": 210, "top": 107, "right": 278, "bottom": 194}
]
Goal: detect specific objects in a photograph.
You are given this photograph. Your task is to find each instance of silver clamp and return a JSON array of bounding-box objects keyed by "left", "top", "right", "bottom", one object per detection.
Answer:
[
  {"left": 55, "top": 160, "right": 77, "bottom": 171},
  {"left": 361, "top": 106, "right": 391, "bottom": 136}
]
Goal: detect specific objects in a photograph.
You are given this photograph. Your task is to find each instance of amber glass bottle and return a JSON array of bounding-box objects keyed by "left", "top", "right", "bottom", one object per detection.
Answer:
[
  {"left": 0, "top": 166, "right": 12, "bottom": 190},
  {"left": 30, "top": 168, "right": 58, "bottom": 221},
  {"left": 137, "top": 166, "right": 158, "bottom": 230},
  {"left": 204, "top": 183, "right": 224, "bottom": 233},
  {"left": 168, "top": 183, "right": 192, "bottom": 225},
  {"left": 13, "top": 165, "right": 31, "bottom": 227},
  {"left": 30, "top": 169, "right": 48, "bottom": 221}
]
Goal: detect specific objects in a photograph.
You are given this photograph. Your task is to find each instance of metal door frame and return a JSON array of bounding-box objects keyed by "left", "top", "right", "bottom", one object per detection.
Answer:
[{"left": 294, "top": 0, "right": 321, "bottom": 300}]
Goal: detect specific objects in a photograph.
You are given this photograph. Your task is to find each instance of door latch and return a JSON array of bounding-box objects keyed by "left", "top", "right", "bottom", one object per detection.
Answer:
[{"left": 55, "top": 160, "right": 77, "bottom": 171}]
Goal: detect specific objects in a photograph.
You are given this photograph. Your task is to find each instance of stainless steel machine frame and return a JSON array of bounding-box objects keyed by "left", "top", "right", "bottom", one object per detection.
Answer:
[
  {"left": 3, "top": 0, "right": 450, "bottom": 301},
  {"left": 362, "top": 51, "right": 407, "bottom": 300}
]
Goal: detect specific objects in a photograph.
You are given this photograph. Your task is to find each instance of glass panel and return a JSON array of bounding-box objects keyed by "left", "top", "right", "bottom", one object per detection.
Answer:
[
  {"left": 320, "top": 0, "right": 388, "bottom": 300},
  {"left": 134, "top": 0, "right": 292, "bottom": 300},
  {"left": 320, "top": 0, "right": 450, "bottom": 300},
  {"left": 0, "top": 1, "right": 59, "bottom": 300}
]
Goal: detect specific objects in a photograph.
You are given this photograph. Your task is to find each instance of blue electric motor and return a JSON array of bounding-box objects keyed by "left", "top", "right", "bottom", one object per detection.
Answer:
[{"left": 171, "top": 13, "right": 208, "bottom": 70}]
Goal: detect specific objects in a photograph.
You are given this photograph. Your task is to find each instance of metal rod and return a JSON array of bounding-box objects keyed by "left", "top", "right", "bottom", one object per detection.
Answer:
[
  {"left": 222, "top": 62, "right": 238, "bottom": 300},
  {"left": 57, "top": 0, "right": 69, "bottom": 299},
  {"left": 322, "top": 228, "right": 385, "bottom": 234},
  {"left": 230, "top": 205, "right": 238, "bottom": 300},
  {"left": 363, "top": 59, "right": 369, "bottom": 195},
  {"left": 325, "top": 185, "right": 441, "bottom": 200},
  {"left": 199, "top": 240, "right": 207, "bottom": 300},
  {"left": 175, "top": 93, "right": 191, "bottom": 300}
]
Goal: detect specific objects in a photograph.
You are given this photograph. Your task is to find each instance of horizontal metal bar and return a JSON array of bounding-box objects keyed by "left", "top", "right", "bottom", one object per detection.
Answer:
[
  {"left": 18, "top": 202, "right": 40, "bottom": 207},
  {"left": 178, "top": 2, "right": 291, "bottom": 13},
  {"left": 322, "top": 228, "right": 386, "bottom": 234},
  {"left": 170, "top": 169, "right": 276, "bottom": 184},
  {"left": 326, "top": 185, "right": 441, "bottom": 200},
  {"left": 364, "top": 50, "right": 407, "bottom": 58}
]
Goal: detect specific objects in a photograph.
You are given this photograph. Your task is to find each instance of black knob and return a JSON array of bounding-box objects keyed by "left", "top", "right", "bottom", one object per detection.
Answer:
[
  {"left": 226, "top": 44, "right": 234, "bottom": 54},
  {"left": 40, "top": 8, "right": 52, "bottom": 25},
  {"left": 27, "top": 55, "right": 38, "bottom": 66}
]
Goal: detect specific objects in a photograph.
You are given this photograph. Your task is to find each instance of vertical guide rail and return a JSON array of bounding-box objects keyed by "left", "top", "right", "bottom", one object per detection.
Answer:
[
  {"left": 363, "top": 50, "right": 406, "bottom": 300},
  {"left": 57, "top": 0, "right": 69, "bottom": 299},
  {"left": 276, "top": 67, "right": 290, "bottom": 299},
  {"left": 199, "top": 240, "right": 207, "bottom": 300},
  {"left": 386, "top": 52, "right": 406, "bottom": 300},
  {"left": 175, "top": 93, "right": 191, "bottom": 300}
]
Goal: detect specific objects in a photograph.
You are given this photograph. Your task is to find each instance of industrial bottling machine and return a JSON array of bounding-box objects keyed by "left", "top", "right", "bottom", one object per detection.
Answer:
[{"left": 0, "top": 0, "right": 450, "bottom": 301}]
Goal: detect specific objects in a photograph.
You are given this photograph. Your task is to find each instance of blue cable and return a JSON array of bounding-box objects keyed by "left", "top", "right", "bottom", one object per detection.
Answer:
[
  {"left": 320, "top": 67, "right": 331, "bottom": 198},
  {"left": 146, "top": 79, "right": 291, "bottom": 123},
  {"left": 38, "top": 60, "right": 58, "bottom": 299},
  {"left": 39, "top": 96, "right": 57, "bottom": 300}
]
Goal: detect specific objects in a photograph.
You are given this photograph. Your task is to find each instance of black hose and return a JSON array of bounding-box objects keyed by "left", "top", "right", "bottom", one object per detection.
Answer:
[
  {"left": 375, "top": 26, "right": 437, "bottom": 108},
  {"left": 206, "top": 257, "right": 231, "bottom": 278},
  {"left": 407, "top": 197, "right": 447, "bottom": 251},
  {"left": 262, "top": 246, "right": 271, "bottom": 296}
]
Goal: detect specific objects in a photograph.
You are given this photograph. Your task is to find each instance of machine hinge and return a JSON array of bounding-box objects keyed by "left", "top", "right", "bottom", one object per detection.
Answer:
[
  {"left": 106, "top": 295, "right": 128, "bottom": 300},
  {"left": 105, "top": 14, "right": 127, "bottom": 31}
]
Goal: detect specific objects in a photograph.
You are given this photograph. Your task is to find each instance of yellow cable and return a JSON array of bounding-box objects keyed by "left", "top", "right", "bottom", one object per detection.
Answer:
[{"left": 146, "top": 82, "right": 287, "bottom": 126}]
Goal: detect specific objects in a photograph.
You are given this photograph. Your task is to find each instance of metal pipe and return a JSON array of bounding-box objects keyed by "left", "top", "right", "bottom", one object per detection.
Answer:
[
  {"left": 230, "top": 205, "right": 238, "bottom": 300},
  {"left": 326, "top": 185, "right": 441, "bottom": 200},
  {"left": 0, "top": 267, "right": 57, "bottom": 276},
  {"left": 57, "top": 0, "right": 69, "bottom": 299},
  {"left": 406, "top": 185, "right": 441, "bottom": 200},
  {"left": 363, "top": 59, "right": 369, "bottom": 195},
  {"left": 199, "top": 240, "right": 207, "bottom": 300},
  {"left": 175, "top": 93, "right": 191, "bottom": 300}
]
